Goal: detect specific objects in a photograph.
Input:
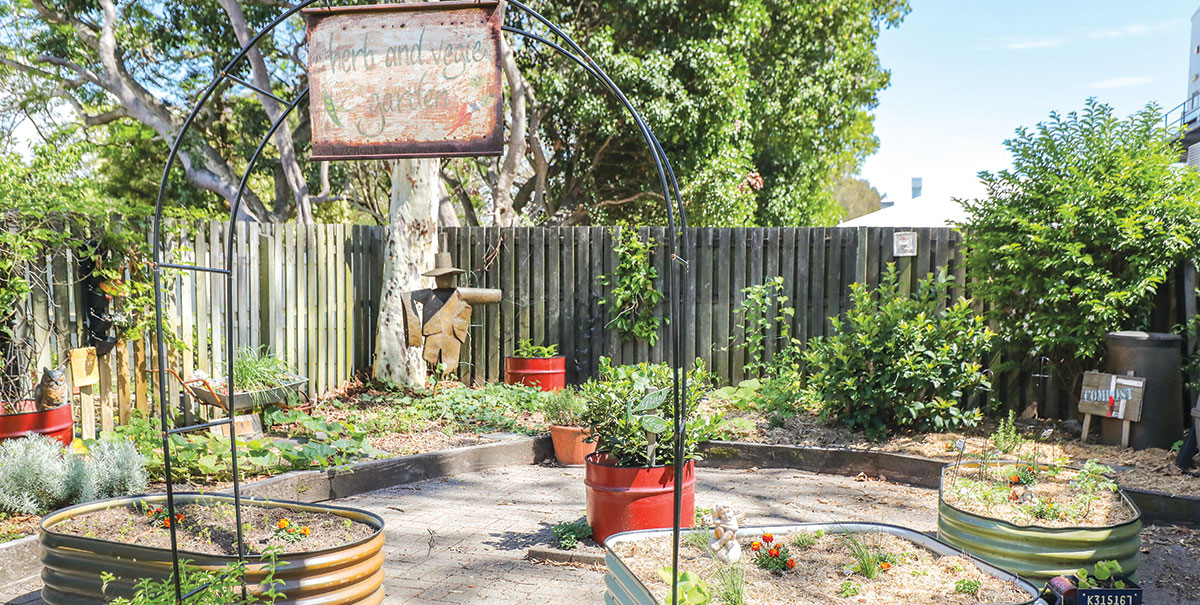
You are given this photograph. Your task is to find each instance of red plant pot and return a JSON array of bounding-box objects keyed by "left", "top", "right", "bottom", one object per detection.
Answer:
[
  {"left": 585, "top": 452, "right": 695, "bottom": 546},
  {"left": 504, "top": 356, "right": 566, "bottom": 392},
  {"left": 0, "top": 400, "right": 74, "bottom": 446},
  {"left": 548, "top": 425, "right": 597, "bottom": 467}
]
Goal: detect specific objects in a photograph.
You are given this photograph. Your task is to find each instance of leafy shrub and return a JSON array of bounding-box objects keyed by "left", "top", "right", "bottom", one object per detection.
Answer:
[
  {"left": 550, "top": 520, "right": 592, "bottom": 550},
  {"left": 960, "top": 99, "right": 1200, "bottom": 393},
  {"left": 513, "top": 339, "right": 557, "bottom": 358},
  {"left": 991, "top": 410, "right": 1024, "bottom": 454},
  {"left": 541, "top": 388, "right": 584, "bottom": 427},
  {"left": 806, "top": 266, "right": 992, "bottom": 441},
  {"left": 0, "top": 434, "right": 146, "bottom": 515},
  {"left": 579, "top": 358, "right": 719, "bottom": 467}
]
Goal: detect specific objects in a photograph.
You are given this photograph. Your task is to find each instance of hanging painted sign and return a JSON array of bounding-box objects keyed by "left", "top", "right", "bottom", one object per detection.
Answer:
[
  {"left": 1078, "top": 371, "right": 1145, "bottom": 422},
  {"left": 304, "top": 1, "right": 504, "bottom": 160}
]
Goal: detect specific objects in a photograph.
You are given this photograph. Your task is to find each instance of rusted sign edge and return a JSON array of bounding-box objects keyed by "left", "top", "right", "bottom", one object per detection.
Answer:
[{"left": 301, "top": 0, "right": 499, "bottom": 17}]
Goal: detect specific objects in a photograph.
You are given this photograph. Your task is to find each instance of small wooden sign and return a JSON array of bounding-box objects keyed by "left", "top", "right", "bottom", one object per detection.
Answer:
[
  {"left": 1079, "top": 371, "right": 1145, "bottom": 422},
  {"left": 304, "top": 1, "right": 504, "bottom": 160},
  {"left": 69, "top": 347, "right": 100, "bottom": 388}
]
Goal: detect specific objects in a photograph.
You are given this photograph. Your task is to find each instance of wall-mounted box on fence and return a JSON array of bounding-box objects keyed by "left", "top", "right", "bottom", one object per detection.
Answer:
[{"left": 893, "top": 231, "right": 918, "bottom": 257}]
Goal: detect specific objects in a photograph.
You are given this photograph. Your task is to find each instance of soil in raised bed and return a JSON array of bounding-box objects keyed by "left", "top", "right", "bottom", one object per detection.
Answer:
[
  {"left": 612, "top": 530, "right": 1031, "bottom": 605},
  {"left": 52, "top": 501, "right": 374, "bottom": 555},
  {"left": 752, "top": 407, "right": 1200, "bottom": 498},
  {"left": 940, "top": 464, "right": 1138, "bottom": 528}
]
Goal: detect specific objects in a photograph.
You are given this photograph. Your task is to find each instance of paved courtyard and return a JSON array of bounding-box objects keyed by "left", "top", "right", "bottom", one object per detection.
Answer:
[{"left": 3, "top": 463, "right": 1196, "bottom": 603}]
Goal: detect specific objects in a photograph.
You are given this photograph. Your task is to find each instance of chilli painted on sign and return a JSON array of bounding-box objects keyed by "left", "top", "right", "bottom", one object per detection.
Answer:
[{"left": 304, "top": 2, "right": 504, "bottom": 160}]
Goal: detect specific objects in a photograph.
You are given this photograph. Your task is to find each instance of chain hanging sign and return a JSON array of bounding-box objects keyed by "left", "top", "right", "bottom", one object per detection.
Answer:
[{"left": 304, "top": 1, "right": 504, "bottom": 160}]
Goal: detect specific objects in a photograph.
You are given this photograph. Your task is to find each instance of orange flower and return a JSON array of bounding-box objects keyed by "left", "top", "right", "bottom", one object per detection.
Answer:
[
  {"left": 175, "top": 513, "right": 185, "bottom": 523},
  {"left": 786, "top": 559, "right": 797, "bottom": 570},
  {"left": 768, "top": 547, "right": 781, "bottom": 558},
  {"left": 1009, "top": 474, "right": 1020, "bottom": 483},
  {"left": 762, "top": 533, "right": 774, "bottom": 544},
  {"left": 162, "top": 518, "right": 171, "bottom": 528},
  {"left": 300, "top": 526, "right": 311, "bottom": 536},
  {"left": 277, "top": 519, "right": 290, "bottom": 529},
  {"left": 880, "top": 561, "right": 891, "bottom": 571},
  {"left": 750, "top": 541, "right": 762, "bottom": 551}
]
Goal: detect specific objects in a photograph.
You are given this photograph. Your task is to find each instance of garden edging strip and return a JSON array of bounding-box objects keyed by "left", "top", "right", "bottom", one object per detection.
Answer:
[
  {"left": 697, "top": 440, "right": 1199, "bottom": 526},
  {"left": 0, "top": 435, "right": 553, "bottom": 589}
]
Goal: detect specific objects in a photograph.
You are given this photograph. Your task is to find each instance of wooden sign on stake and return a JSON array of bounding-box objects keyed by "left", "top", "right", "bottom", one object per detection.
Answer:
[
  {"left": 304, "top": 1, "right": 505, "bottom": 160},
  {"left": 1078, "top": 370, "right": 1146, "bottom": 449}
]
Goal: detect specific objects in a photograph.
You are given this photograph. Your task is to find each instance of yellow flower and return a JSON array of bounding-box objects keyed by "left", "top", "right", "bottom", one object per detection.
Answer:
[
  {"left": 277, "top": 519, "right": 289, "bottom": 530},
  {"left": 300, "top": 526, "right": 311, "bottom": 536}
]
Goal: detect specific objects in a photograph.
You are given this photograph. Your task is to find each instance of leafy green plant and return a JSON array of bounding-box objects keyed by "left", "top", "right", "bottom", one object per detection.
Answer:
[
  {"left": 103, "top": 549, "right": 285, "bottom": 604},
  {"left": 0, "top": 435, "right": 147, "bottom": 515},
  {"left": 791, "top": 529, "right": 825, "bottom": 549},
  {"left": 840, "top": 531, "right": 897, "bottom": 579},
  {"left": 228, "top": 347, "right": 294, "bottom": 391},
  {"left": 960, "top": 100, "right": 1200, "bottom": 396},
  {"left": 837, "top": 581, "right": 861, "bottom": 598},
  {"left": 656, "top": 568, "right": 711, "bottom": 605},
  {"left": 954, "top": 578, "right": 981, "bottom": 595},
  {"left": 541, "top": 388, "right": 584, "bottom": 427},
  {"left": 579, "top": 358, "right": 719, "bottom": 467},
  {"left": 733, "top": 276, "right": 795, "bottom": 377},
  {"left": 334, "top": 383, "right": 544, "bottom": 437},
  {"left": 806, "top": 266, "right": 992, "bottom": 441},
  {"left": 551, "top": 520, "right": 592, "bottom": 550},
  {"left": 992, "top": 410, "right": 1024, "bottom": 454},
  {"left": 1075, "top": 560, "right": 1128, "bottom": 590},
  {"left": 514, "top": 339, "right": 558, "bottom": 358},
  {"left": 684, "top": 529, "right": 712, "bottom": 551},
  {"left": 601, "top": 228, "right": 665, "bottom": 346},
  {"left": 714, "top": 565, "right": 745, "bottom": 605}
]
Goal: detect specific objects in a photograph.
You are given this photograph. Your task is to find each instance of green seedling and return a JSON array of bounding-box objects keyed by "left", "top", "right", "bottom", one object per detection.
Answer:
[
  {"left": 955, "top": 578, "right": 981, "bottom": 594},
  {"left": 656, "top": 568, "right": 711, "bottom": 605},
  {"left": 1075, "top": 560, "right": 1127, "bottom": 590},
  {"left": 837, "top": 581, "right": 861, "bottom": 598}
]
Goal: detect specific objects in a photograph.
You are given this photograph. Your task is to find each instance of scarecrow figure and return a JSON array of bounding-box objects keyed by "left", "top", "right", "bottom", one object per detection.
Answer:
[{"left": 402, "top": 252, "right": 501, "bottom": 377}]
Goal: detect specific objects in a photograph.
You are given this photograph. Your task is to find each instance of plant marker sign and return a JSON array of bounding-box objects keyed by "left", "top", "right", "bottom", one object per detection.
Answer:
[
  {"left": 1079, "top": 371, "right": 1145, "bottom": 422},
  {"left": 304, "top": 1, "right": 504, "bottom": 160}
]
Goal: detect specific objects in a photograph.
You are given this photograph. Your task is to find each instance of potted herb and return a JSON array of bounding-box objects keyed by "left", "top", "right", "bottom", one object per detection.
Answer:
[
  {"left": 187, "top": 347, "right": 307, "bottom": 413},
  {"left": 1048, "top": 560, "right": 1142, "bottom": 605},
  {"left": 938, "top": 459, "right": 1141, "bottom": 581},
  {"left": 542, "top": 388, "right": 596, "bottom": 466},
  {"left": 578, "top": 358, "right": 719, "bottom": 544},
  {"left": 505, "top": 339, "right": 566, "bottom": 392}
]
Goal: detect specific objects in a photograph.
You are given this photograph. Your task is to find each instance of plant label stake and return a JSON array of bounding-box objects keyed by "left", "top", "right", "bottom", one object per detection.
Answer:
[{"left": 953, "top": 438, "right": 965, "bottom": 482}]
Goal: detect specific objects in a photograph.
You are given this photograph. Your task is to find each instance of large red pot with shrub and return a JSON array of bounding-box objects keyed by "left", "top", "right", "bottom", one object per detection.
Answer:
[
  {"left": 579, "top": 359, "right": 716, "bottom": 544},
  {"left": 0, "top": 400, "right": 73, "bottom": 446},
  {"left": 505, "top": 339, "right": 565, "bottom": 392}
]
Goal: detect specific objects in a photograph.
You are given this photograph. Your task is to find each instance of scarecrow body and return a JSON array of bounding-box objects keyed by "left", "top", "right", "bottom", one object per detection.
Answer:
[{"left": 403, "top": 253, "right": 500, "bottom": 376}]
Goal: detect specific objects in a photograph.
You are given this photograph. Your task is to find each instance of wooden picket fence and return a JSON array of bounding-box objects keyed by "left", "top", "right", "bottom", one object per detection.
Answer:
[{"left": 18, "top": 222, "right": 1198, "bottom": 438}]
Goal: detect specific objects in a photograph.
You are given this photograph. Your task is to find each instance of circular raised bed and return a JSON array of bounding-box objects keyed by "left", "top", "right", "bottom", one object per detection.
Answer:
[
  {"left": 39, "top": 493, "right": 385, "bottom": 605},
  {"left": 937, "top": 461, "right": 1141, "bottom": 582},
  {"left": 0, "top": 401, "right": 73, "bottom": 446},
  {"left": 604, "top": 522, "right": 1048, "bottom": 605}
]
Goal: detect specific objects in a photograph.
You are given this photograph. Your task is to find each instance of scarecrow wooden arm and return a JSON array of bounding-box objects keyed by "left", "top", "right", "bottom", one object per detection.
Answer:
[{"left": 457, "top": 287, "right": 501, "bottom": 305}]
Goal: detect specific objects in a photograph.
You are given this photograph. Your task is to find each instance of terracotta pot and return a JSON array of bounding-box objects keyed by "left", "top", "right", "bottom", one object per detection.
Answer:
[
  {"left": 504, "top": 356, "right": 566, "bottom": 391},
  {"left": 585, "top": 452, "right": 694, "bottom": 545},
  {"left": 0, "top": 401, "right": 73, "bottom": 446},
  {"left": 548, "top": 425, "right": 596, "bottom": 466}
]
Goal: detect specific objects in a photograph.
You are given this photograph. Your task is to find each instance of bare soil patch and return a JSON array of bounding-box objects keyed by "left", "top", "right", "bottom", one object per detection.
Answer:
[
  {"left": 612, "top": 530, "right": 1031, "bottom": 604},
  {"left": 51, "top": 501, "right": 374, "bottom": 555}
]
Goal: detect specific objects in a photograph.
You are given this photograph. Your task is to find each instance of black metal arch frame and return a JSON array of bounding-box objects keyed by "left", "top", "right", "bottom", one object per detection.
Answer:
[{"left": 150, "top": 1, "right": 692, "bottom": 602}]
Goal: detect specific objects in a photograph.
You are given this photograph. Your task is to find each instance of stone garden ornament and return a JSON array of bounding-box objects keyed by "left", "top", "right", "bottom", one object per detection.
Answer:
[
  {"left": 705, "top": 504, "right": 745, "bottom": 564},
  {"left": 401, "top": 252, "right": 501, "bottom": 377}
]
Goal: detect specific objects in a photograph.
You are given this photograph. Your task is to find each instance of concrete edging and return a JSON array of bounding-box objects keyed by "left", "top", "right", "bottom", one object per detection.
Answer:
[
  {"left": 0, "top": 435, "right": 554, "bottom": 588},
  {"left": 697, "top": 440, "right": 1200, "bottom": 527}
]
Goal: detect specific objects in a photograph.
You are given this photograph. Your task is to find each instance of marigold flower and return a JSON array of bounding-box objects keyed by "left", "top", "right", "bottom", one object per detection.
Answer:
[
  {"left": 786, "top": 558, "right": 797, "bottom": 570},
  {"left": 1009, "top": 474, "right": 1021, "bottom": 483},
  {"left": 880, "top": 561, "right": 891, "bottom": 571},
  {"left": 162, "top": 519, "right": 171, "bottom": 528},
  {"left": 768, "top": 547, "right": 781, "bottom": 558},
  {"left": 762, "top": 533, "right": 774, "bottom": 544},
  {"left": 750, "top": 541, "right": 762, "bottom": 551},
  {"left": 175, "top": 514, "right": 185, "bottom": 522},
  {"left": 277, "top": 519, "right": 290, "bottom": 529},
  {"left": 300, "top": 526, "right": 311, "bottom": 536}
]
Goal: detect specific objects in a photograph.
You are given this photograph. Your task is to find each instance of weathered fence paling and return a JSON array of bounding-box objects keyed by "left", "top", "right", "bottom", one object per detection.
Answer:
[{"left": 21, "top": 224, "right": 1198, "bottom": 437}]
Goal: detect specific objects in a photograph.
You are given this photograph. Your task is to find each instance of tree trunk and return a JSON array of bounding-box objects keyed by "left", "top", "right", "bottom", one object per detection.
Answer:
[{"left": 373, "top": 159, "right": 440, "bottom": 387}]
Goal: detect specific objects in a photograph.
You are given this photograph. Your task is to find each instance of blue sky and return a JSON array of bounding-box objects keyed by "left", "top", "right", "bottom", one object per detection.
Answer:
[{"left": 860, "top": 1, "right": 1197, "bottom": 204}]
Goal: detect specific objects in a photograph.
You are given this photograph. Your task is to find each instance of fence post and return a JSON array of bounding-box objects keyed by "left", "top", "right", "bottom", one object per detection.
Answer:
[{"left": 855, "top": 227, "right": 868, "bottom": 286}]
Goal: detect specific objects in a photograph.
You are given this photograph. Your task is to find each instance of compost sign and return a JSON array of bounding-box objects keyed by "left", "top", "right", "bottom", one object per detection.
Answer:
[
  {"left": 1078, "top": 371, "right": 1145, "bottom": 422},
  {"left": 304, "top": 1, "right": 504, "bottom": 160}
]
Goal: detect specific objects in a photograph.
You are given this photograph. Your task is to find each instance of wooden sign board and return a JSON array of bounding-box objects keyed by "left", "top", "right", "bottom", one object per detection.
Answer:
[
  {"left": 304, "top": 1, "right": 504, "bottom": 160},
  {"left": 1079, "top": 371, "right": 1145, "bottom": 422},
  {"left": 70, "top": 347, "right": 100, "bottom": 388}
]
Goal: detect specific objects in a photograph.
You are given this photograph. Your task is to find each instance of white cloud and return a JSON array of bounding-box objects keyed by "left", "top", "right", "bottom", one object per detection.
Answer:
[
  {"left": 1088, "top": 19, "right": 1184, "bottom": 40},
  {"left": 1088, "top": 76, "right": 1155, "bottom": 89},
  {"left": 995, "top": 37, "right": 1066, "bottom": 50}
]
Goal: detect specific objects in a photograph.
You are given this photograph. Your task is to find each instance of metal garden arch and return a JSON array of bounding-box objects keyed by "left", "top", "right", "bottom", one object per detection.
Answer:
[{"left": 150, "top": 1, "right": 693, "bottom": 601}]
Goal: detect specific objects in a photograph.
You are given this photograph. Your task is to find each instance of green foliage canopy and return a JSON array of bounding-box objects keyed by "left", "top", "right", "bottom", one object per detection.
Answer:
[
  {"left": 515, "top": 0, "right": 908, "bottom": 226},
  {"left": 959, "top": 99, "right": 1200, "bottom": 391}
]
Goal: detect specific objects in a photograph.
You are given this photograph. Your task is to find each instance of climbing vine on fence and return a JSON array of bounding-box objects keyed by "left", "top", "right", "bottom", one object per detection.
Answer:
[{"left": 601, "top": 228, "right": 665, "bottom": 346}]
